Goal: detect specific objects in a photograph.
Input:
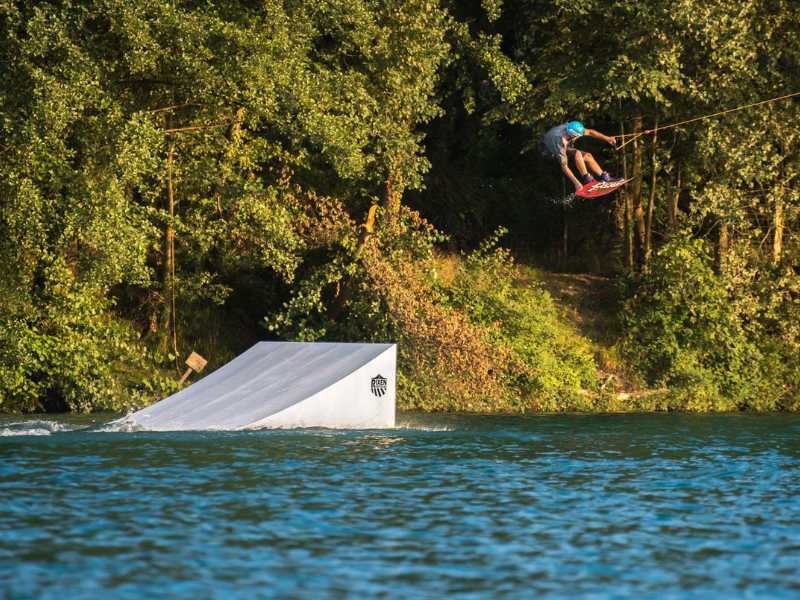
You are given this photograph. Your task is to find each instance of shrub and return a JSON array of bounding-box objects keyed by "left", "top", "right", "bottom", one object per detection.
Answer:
[
  {"left": 268, "top": 214, "right": 599, "bottom": 412},
  {"left": 441, "top": 231, "right": 598, "bottom": 411},
  {"left": 620, "top": 235, "right": 784, "bottom": 411},
  {"left": 0, "top": 259, "right": 173, "bottom": 413}
]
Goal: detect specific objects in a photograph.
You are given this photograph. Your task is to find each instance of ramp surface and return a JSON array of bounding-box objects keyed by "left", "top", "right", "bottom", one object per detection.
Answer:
[{"left": 127, "top": 342, "right": 396, "bottom": 430}]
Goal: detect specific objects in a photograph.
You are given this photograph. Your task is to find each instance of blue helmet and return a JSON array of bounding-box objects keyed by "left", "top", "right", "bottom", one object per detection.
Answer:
[{"left": 566, "top": 121, "right": 585, "bottom": 138}]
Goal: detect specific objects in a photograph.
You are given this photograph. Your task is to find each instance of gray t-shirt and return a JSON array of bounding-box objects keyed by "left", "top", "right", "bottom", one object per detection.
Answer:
[{"left": 540, "top": 123, "right": 576, "bottom": 163}]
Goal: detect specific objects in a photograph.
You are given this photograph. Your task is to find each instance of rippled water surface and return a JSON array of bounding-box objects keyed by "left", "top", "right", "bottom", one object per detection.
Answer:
[{"left": 2, "top": 413, "right": 800, "bottom": 599}]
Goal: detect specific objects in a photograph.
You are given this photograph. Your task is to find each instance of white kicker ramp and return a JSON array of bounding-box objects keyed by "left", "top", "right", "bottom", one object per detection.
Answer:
[{"left": 127, "top": 342, "right": 396, "bottom": 430}]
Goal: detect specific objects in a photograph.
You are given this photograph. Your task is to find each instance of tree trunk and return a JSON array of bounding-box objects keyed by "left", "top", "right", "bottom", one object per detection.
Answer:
[
  {"left": 165, "top": 139, "right": 178, "bottom": 362},
  {"left": 669, "top": 166, "right": 681, "bottom": 229},
  {"left": 625, "top": 193, "right": 635, "bottom": 271},
  {"left": 561, "top": 177, "right": 568, "bottom": 259},
  {"left": 716, "top": 221, "right": 729, "bottom": 275},
  {"left": 357, "top": 204, "right": 379, "bottom": 249},
  {"left": 613, "top": 190, "right": 625, "bottom": 264},
  {"left": 617, "top": 120, "right": 633, "bottom": 271},
  {"left": 644, "top": 120, "right": 659, "bottom": 266},
  {"left": 329, "top": 204, "right": 380, "bottom": 321},
  {"left": 620, "top": 126, "right": 634, "bottom": 271},
  {"left": 631, "top": 115, "right": 646, "bottom": 268},
  {"left": 772, "top": 186, "right": 784, "bottom": 266},
  {"left": 382, "top": 167, "right": 403, "bottom": 227}
]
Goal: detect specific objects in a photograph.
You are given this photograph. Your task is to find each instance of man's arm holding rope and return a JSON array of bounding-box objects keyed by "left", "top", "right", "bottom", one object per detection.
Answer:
[{"left": 585, "top": 128, "right": 617, "bottom": 147}]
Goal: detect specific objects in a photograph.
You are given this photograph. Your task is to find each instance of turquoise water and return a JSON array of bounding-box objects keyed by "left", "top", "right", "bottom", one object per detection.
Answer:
[{"left": 1, "top": 413, "right": 799, "bottom": 599}]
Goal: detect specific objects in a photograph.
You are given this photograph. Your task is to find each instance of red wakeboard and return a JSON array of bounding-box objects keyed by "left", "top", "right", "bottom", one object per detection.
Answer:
[{"left": 576, "top": 178, "right": 631, "bottom": 199}]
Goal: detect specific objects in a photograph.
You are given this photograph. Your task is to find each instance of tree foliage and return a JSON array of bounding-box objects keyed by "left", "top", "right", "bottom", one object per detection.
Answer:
[
  {"left": 0, "top": 0, "right": 798, "bottom": 413},
  {"left": 417, "top": 0, "right": 800, "bottom": 409}
]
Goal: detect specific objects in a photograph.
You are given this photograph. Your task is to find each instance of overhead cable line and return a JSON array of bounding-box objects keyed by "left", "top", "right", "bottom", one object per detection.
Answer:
[{"left": 615, "top": 91, "right": 800, "bottom": 150}]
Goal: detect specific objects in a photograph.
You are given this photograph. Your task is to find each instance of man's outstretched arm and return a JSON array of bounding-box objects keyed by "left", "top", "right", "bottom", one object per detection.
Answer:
[{"left": 585, "top": 128, "right": 616, "bottom": 146}]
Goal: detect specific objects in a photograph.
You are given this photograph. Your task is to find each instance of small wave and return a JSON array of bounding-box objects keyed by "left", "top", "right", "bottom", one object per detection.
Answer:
[
  {"left": 94, "top": 415, "right": 143, "bottom": 433},
  {"left": 0, "top": 420, "right": 87, "bottom": 437},
  {"left": 394, "top": 421, "right": 454, "bottom": 432}
]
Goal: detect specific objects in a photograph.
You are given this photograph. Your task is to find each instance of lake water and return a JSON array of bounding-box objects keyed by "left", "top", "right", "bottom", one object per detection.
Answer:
[{"left": 1, "top": 413, "right": 799, "bottom": 599}]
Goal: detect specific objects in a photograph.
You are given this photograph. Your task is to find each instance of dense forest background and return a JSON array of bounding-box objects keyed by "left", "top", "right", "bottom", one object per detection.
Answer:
[{"left": 1, "top": 0, "right": 798, "bottom": 414}]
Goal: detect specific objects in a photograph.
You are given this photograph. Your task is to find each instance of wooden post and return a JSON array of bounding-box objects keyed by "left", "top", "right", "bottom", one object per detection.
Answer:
[{"left": 179, "top": 351, "right": 208, "bottom": 385}]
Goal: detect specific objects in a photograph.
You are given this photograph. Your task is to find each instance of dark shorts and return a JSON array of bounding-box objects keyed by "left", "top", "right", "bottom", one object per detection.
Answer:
[{"left": 539, "top": 140, "right": 576, "bottom": 163}]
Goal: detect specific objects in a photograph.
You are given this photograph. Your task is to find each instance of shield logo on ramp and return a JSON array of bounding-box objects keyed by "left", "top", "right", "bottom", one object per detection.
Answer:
[{"left": 371, "top": 374, "right": 388, "bottom": 397}]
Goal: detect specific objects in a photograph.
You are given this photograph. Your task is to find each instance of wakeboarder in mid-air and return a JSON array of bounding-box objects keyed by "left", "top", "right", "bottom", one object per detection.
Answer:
[{"left": 540, "top": 121, "right": 624, "bottom": 198}]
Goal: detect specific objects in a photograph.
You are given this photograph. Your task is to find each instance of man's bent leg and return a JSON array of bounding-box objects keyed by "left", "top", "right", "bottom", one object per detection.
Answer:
[
  {"left": 582, "top": 151, "right": 604, "bottom": 176},
  {"left": 573, "top": 150, "right": 590, "bottom": 177}
]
